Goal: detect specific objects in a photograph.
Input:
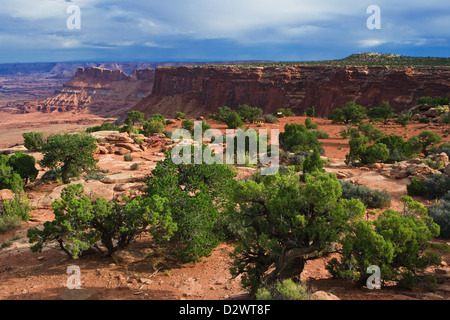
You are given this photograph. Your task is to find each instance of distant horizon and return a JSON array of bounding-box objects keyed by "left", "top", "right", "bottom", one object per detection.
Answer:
[{"left": 1, "top": 52, "right": 450, "bottom": 66}]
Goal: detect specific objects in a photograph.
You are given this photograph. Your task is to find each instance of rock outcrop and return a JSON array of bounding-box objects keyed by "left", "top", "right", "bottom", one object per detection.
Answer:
[
  {"left": 17, "top": 67, "right": 155, "bottom": 117},
  {"left": 134, "top": 65, "right": 450, "bottom": 118}
]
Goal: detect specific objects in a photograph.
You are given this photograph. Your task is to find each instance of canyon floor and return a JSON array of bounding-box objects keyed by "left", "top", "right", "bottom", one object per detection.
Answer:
[{"left": 0, "top": 112, "right": 449, "bottom": 301}]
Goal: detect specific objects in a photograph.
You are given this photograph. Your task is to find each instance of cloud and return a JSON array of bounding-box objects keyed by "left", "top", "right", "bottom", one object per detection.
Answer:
[{"left": 0, "top": 0, "right": 448, "bottom": 62}]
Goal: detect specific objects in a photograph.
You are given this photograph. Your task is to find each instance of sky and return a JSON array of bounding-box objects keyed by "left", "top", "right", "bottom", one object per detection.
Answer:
[{"left": 0, "top": 0, "right": 449, "bottom": 63}]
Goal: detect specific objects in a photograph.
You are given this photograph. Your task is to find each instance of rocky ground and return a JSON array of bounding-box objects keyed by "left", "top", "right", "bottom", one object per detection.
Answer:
[{"left": 0, "top": 114, "right": 449, "bottom": 300}]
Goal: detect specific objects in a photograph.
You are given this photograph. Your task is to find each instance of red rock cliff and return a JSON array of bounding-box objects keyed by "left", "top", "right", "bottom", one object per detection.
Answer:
[
  {"left": 19, "top": 67, "right": 155, "bottom": 117},
  {"left": 134, "top": 65, "right": 450, "bottom": 117}
]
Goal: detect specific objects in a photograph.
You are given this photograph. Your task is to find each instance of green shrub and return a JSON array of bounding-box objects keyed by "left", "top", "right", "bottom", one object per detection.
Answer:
[
  {"left": 130, "top": 163, "right": 140, "bottom": 171},
  {"left": 41, "top": 167, "right": 62, "bottom": 182},
  {"left": 358, "top": 122, "right": 384, "bottom": 142},
  {"left": 143, "top": 119, "right": 165, "bottom": 135},
  {"left": 306, "top": 106, "right": 316, "bottom": 118},
  {"left": 175, "top": 111, "right": 186, "bottom": 119},
  {"left": 124, "top": 154, "right": 133, "bottom": 162},
  {"left": 340, "top": 126, "right": 360, "bottom": 139},
  {"left": 0, "top": 193, "right": 32, "bottom": 233},
  {"left": 83, "top": 171, "right": 107, "bottom": 181},
  {"left": 163, "top": 130, "right": 173, "bottom": 139},
  {"left": 7, "top": 151, "right": 38, "bottom": 184},
  {"left": 146, "top": 148, "right": 236, "bottom": 263},
  {"left": 429, "top": 198, "right": 450, "bottom": 238},
  {"left": 22, "top": 132, "right": 46, "bottom": 152},
  {"left": 327, "top": 207, "right": 441, "bottom": 288},
  {"left": 27, "top": 184, "right": 166, "bottom": 258},
  {"left": 0, "top": 156, "right": 24, "bottom": 192},
  {"left": 329, "top": 102, "right": 367, "bottom": 124},
  {"left": 228, "top": 172, "right": 367, "bottom": 293},
  {"left": 441, "top": 112, "right": 450, "bottom": 124},
  {"left": 423, "top": 174, "right": 450, "bottom": 199},
  {"left": 263, "top": 114, "right": 279, "bottom": 124},
  {"left": 85, "top": 122, "right": 119, "bottom": 133},
  {"left": 395, "top": 113, "right": 412, "bottom": 127},
  {"left": 279, "top": 124, "right": 322, "bottom": 153},
  {"left": 39, "top": 133, "right": 98, "bottom": 184},
  {"left": 313, "top": 130, "right": 329, "bottom": 140},
  {"left": 181, "top": 119, "right": 195, "bottom": 132},
  {"left": 237, "top": 104, "right": 263, "bottom": 123},
  {"left": 407, "top": 177, "right": 426, "bottom": 197},
  {"left": 339, "top": 180, "right": 391, "bottom": 209},
  {"left": 256, "top": 279, "right": 311, "bottom": 300},
  {"left": 225, "top": 112, "right": 244, "bottom": 129},
  {"left": 213, "top": 106, "right": 233, "bottom": 122},
  {"left": 305, "top": 117, "right": 318, "bottom": 130},
  {"left": 367, "top": 102, "right": 394, "bottom": 124}
]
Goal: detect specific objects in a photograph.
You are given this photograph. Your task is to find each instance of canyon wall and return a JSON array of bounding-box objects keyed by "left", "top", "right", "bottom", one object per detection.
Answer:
[
  {"left": 134, "top": 65, "right": 450, "bottom": 118},
  {"left": 16, "top": 67, "right": 155, "bottom": 117}
]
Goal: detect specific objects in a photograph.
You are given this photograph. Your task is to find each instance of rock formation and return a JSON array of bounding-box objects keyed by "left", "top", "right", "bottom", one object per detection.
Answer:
[
  {"left": 16, "top": 67, "right": 155, "bottom": 118},
  {"left": 134, "top": 65, "right": 450, "bottom": 118}
]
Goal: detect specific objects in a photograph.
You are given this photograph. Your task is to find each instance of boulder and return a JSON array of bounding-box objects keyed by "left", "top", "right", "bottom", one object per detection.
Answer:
[
  {"left": 0, "top": 189, "right": 14, "bottom": 201},
  {"left": 105, "top": 132, "right": 134, "bottom": 144},
  {"left": 426, "top": 108, "right": 441, "bottom": 117},
  {"left": 445, "top": 164, "right": 450, "bottom": 176},
  {"left": 311, "top": 291, "right": 340, "bottom": 300},
  {"left": 114, "top": 143, "right": 142, "bottom": 153}
]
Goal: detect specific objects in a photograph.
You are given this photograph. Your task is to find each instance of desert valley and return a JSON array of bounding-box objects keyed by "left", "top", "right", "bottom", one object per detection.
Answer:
[{"left": 0, "top": 53, "right": 450, "bottom": 303}]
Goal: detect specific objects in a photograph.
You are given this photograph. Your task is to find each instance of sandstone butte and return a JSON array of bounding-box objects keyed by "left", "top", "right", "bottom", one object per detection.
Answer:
[
  {"left": 134, "top": 65, "right": 450, "bottom": 118},
  {"left": 17, "top": 67, "right": 155, "bottom": 118}
]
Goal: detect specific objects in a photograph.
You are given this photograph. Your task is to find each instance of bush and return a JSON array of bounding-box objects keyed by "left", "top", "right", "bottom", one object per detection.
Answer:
[
  {"left": 407, "top": 177, "right": 426, "bottom": 197},
  {"left": 329, "top": 102, "right": 367, "bottom": 124},
  {"left": 0, "top": 156, "right": 24, "bottom": 193},
  {"left": 175, "top": 111, "right": 186, "bottom": 119},
  {"left": 181, "top": 119, "right": 195, "bottom": 132},
  {"left": 395, "top": 113, "right": 412, "bottom": 127},
  {"left": 263, "top": 114, "right": 279, "bottom": 124},
  {"left": 306, "top": 106, "right": 316, "bottom": 118},
  {"left": 41, "top": 167, "right": 62, "bottom": 183},
  {"left": 423, "top": 174, "right": 450, "bottom": 199},
  {"left": 213, "top": 106, "right": 233, "bottom": 122},
  {"left": 146, "top": 148, "right": 236, "bottom": 263},
  {"left": 39, "top": 133, "right": 98, "bottom": 184},
  {"left": 428, "top": 196, "right": 450, "bottom": 238},
  {"left": 441, "top": 112, "right": 450, "bottom": 124},
  {"left": 130, "top": 163, "right": 140, "bottom": 171},
  {"left": 22, "top": 132, "right": 46, "bottom": 152},
  {"left": 305, "top": 117, "right": 318, "bottom": 130},
  {"left": 85, "top": 122, "right": 119, "bottom": 133},
  {"left": 237, "top": 105, "right": 263, "bottom": 123},
  {"left": 367, "top": 102, "right": 394, "bottom": 123},
  {"left": 340, "top": 126, "right": 360, "bottom": 139},
  {"left": 7, "top": 151, "right": 38, "bottom": 184},
  {"left": 313, "top": 130, "right": 329, "bottom": 140},
  {"left": 143, "top": 119, "right": 166, "bottom": 135},
  {"left": 418, "top": 131, "right": 442, "bottom": 156},
  {"left": 256, "top": 279, "right": 311, "bottom": 300},
  {"left": 0, "top": 193, "right": 32, "bottom": 233},
  {"left": 359, "top": 122, "right": 384, "bottom": 142},
  {"left": 27, "top": 184, "right": 166, "bottom": 258},
  {"left": 228, "top": 172, "right": 367, "bottom": 293},
  {"left": 327, "top": 207, "right": 441, "bottom": 288},
  {"left": 279, "top": 124, "right": 322, "bottom": 153},
  {"left": 124, "top": 154, "right": 133, "bottom": 162},
  {"left": 339, "top": 180, "right": 391, "bottom": 209},
  {"left": 225, "top": 112, "right": 244, "bottom": 129}
]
